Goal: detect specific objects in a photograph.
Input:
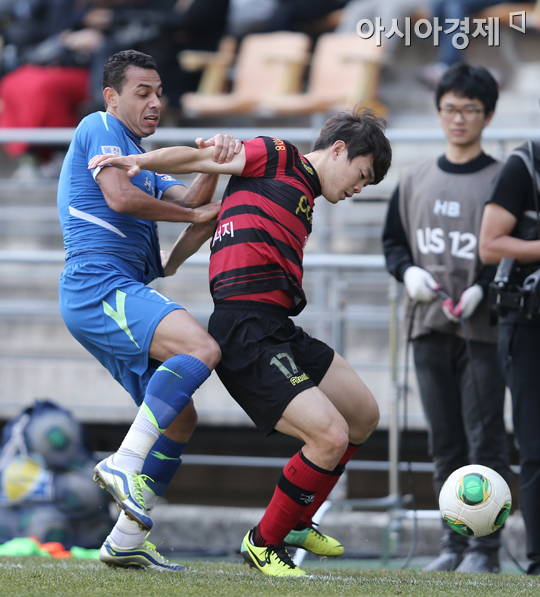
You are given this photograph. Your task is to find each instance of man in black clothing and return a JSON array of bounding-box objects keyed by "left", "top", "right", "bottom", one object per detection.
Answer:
[
  {"left": 480, "top": 136, "right": 540, "bottom": 576},
  {"left": 383, "top": 63, "right": 511, "bottom": 573}
]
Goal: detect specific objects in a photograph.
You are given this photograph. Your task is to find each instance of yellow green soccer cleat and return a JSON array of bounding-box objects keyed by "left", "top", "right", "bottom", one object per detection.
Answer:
[
  {"left": 241, "top": 530, "right": 306, "bottom": 577},
  {"left": 100, "top": 536, "right": 185, "bottom": 571},
  {"left": 93, "top": 455, "right": 153, "bottom": 531},
  {"left": 285, "top": 526, "right": 344, "bottom": 557}
]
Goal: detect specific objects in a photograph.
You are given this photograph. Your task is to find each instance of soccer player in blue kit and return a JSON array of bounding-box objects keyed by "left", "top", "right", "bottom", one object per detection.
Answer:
[{"left": 57, "top": 50, "right": 240, "bottom": 571}]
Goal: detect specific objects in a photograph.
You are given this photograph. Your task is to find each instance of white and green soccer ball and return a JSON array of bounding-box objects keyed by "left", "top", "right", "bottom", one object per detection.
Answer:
[{"left": 438, "top": 464, "right": 512, "bottom": 538}]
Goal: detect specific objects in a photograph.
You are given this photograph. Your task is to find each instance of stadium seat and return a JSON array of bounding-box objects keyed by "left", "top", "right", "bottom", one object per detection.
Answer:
[
  {"left": 255, "top": 33, "right": 387, "bottom": 118},
  {"left": 179, "top": 36, "right": 237, "bottom": 96},
  {"left": 180, "top": 31, "right": 311, "bottom": 116}
]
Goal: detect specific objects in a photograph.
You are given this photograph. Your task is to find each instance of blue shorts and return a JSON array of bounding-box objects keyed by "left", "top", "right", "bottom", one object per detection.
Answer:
[{"left": 59, "top": 254, "right": 182, "bottom": 405}]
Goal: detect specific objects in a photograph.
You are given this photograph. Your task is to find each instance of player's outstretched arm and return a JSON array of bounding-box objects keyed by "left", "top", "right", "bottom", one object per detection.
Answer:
[
  {"left": 88, "top": 142, "right": 246, "bottom": 177},
  {"left": 162, "top": 135, "right": 242, "bottom": 208},
  {"left": 161, "top": 217, "right": 218, "bottom": 276}
]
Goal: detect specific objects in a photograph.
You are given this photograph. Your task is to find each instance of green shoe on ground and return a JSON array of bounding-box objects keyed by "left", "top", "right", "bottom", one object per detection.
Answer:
[
  {"left": 285, "top": 526, "right": 344, "bottom": 557},
  {"left": 241, "top": 529, "right": 306, "bottom": 577}
]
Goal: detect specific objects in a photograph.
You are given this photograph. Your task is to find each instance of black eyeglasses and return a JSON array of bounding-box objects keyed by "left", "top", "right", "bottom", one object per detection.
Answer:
[{"left": 438, "top": 106, "right": 485, "bottom": 121}]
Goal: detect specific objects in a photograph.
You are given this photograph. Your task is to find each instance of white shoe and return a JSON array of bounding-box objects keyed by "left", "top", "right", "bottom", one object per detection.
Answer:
[{"left": 93, "top": 456, "right": 153, "bottom": 531}]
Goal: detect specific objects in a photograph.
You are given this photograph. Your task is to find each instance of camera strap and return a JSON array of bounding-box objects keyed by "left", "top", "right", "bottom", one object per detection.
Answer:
[
  {"left": 527, "top": 140, "right": 540, "bottom": 239},
  {"left": 488, "top": 142, "right": 540, "bottom": 319}
]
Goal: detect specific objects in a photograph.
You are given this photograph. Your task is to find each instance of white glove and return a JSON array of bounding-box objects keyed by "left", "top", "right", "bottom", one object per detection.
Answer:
[
  {"left": 442, "top": 297, "right": 459, "bottom": 323},
  {"left": 453, "top": 284, "right": 484, "bottom": 319},
  {"left": 403, "top": 266, "right": 439, "bottom": 302}
]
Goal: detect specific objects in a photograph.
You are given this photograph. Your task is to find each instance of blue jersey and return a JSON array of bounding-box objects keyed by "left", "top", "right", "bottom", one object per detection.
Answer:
[{"left": 57, "top": 111, "right": 184, "bottom": 283}]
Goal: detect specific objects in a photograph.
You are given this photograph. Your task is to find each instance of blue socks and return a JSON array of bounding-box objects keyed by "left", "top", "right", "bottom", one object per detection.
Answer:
[
  {"left": 141, "top": 434, "right": 187, "bottom": 497},
  {"left": 142, "top": 354, "right": 210, "bottom": 431}
]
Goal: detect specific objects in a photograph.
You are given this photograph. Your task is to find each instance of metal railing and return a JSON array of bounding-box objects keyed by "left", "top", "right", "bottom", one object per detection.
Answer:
[
  {"left": 0, "top": 126, "right": 537, "bottom": 146},
  {"left": 0, "top": 248, "right": 404, "bottom": 528},
  {"left": 0, "top": 249, "right": 401, "bottom": 474}
]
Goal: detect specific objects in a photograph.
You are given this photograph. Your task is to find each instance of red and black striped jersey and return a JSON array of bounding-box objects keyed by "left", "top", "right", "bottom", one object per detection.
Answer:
[{"left": 209, "top": 136, "right": 321, "bottom": 316}]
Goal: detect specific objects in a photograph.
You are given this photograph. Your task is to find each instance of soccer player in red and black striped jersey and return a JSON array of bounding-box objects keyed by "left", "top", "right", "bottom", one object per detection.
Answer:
[{"left": 89, "top": 107, "right": 392, "bottom": 577}]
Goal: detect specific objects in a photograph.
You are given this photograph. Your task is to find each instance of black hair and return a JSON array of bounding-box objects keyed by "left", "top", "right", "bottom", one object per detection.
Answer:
[
  {"left": 102, "top": 50, "right": 158, "bottom": 94},
  {"left": 435, "top": 63, "right": 498, "bottom": 114},
  {"left": 313, "top": 106, "right": 392, "bottom": 185}
]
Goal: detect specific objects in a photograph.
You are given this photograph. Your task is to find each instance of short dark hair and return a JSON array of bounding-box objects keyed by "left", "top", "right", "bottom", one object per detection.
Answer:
[
  {"left": 313, "top": 107, "right": 392, "bottom": 185},
  {"left": 435, "top": 63, "right": 498, "bottom": 114},
  {"left": 102, "top": 50, "right": 158, "bottom": 94}
]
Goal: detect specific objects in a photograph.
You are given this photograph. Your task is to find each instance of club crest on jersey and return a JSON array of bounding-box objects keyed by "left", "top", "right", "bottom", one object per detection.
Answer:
[
  {"left": 100, "top": 146, "right": 121, "bottom": 155},
  {"left": 212, "top": 221, "right": 234, "bottom": 247}
]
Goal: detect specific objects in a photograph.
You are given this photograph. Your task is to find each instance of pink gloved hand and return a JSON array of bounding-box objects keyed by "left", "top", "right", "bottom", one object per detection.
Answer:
[
  {"left": 442, "top": 297, "right": 459, "bottom": 323},
  {"left": 453, "top": 285, "right": 484, "bottom": 319}
]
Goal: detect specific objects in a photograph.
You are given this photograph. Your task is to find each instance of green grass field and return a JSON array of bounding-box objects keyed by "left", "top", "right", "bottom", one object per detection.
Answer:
[{"left": 1, "top": 557, "right": 538, "bottom": 597}]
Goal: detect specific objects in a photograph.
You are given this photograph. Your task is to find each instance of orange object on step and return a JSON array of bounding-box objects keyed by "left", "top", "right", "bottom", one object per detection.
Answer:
[{"left": 40, "top": 541, "right": 72, "bottom": 558}]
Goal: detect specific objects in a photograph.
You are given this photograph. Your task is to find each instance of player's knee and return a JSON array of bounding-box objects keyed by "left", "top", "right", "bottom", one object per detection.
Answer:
[
  {"left": 174, "top": 333, "right": 221, "bottom": 370},
  {"left": 364, "top": 395, "right": 380, "bottom": 435},
  {"left": 348, "top": 390, "right": 379, "bottom": 444},
  {"left": 323, "top": 421, "right": 350, "bottom": 462},
  {"left": 198, "top": 335, "right": 221, "bottom": 370}
]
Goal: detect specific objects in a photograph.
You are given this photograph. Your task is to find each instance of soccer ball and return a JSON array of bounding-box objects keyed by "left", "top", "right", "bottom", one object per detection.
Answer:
[
  {"left": 438, "top": 464, "right": 512, "bottom": 538},
  {"left": 25, "top": 408, "right": 87, "bottom": 471}
]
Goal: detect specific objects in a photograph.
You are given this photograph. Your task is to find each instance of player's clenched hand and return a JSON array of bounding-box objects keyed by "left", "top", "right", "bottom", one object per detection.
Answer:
[
  {"left": 196, "top": 134, "right": 242, "bottom": 164},
  {"left": 88, "top": 154, "right": 141, "bottom": 177},
  {"left": 189, "top": 201, "right": 221, "bottom": 224}
]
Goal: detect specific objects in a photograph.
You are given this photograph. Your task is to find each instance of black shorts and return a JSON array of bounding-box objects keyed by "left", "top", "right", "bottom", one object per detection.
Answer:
[{"left": 208, "top": 301, "right": 335, "bottom": 436}]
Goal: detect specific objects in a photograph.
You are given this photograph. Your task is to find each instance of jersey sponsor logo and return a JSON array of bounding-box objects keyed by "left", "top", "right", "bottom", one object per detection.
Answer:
[
  {"left": 416, "top": 227, "right": 476, "bottom": 260},
  {"left": 100, "top": 146, "right": 121, "bottom": 155},
  {"left": 434, "top": 199, "right": 461, "bottom": 217},
  {"left": 212, "top": 221, "right": 234, "bottom": 247}
]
